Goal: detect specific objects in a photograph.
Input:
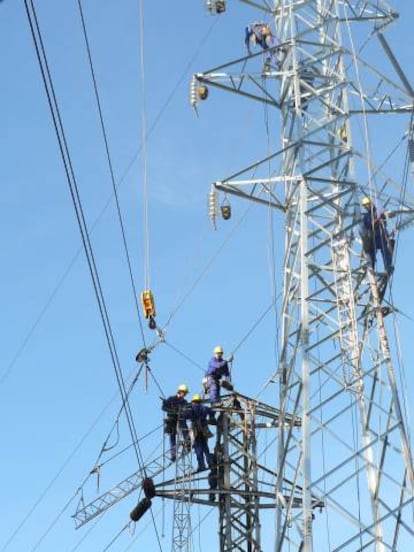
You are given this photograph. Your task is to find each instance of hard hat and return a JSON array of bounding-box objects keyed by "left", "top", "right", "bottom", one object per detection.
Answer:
[
  {"left": 214, "top": 345, "right": 223, "bottom": 354},
  {"left": 192, "top": 394, "right": 202, "bottom": 402},
  {"left": 177, "top": 384, "right": 189, "bottom": 393},
  {"left": 361, "top": 196, "right": 371, "bottom": 206}
]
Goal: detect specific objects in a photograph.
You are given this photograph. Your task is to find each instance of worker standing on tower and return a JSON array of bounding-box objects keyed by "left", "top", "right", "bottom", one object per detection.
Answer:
[
  {"left": 162, "top": 384, "right": 190, "bottom": 462},
  {"left": 186, "top": 394, "right": 214, "bottom": 472},
  {"left": 360, "top": 196, "right": 394, "bottom": 275},
  {"left": 245, "top": 22, "right": 281, "bottom": 69},
  {"left": 205, "top": 346, "right": 233, "bottom": 406},
  {"left": 245, "top": 22, "right": 277, "bottom": 53}
]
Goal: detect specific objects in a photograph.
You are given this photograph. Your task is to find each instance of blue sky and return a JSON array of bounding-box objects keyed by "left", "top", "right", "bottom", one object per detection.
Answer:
[{"left": 1, "top": 1, "right": 414, "bottom": 551}]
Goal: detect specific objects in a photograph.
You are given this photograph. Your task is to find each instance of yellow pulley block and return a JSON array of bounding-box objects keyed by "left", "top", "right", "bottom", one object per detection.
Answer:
[{"left": 141, "top": 290, "right": 156, "bottom": 319}]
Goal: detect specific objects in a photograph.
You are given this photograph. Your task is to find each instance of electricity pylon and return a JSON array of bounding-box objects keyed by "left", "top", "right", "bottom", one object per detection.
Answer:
[
  {"left": 191, "top": 0, "right": 414, "bottom": 550},
  {"left": 73, "top": 2, "right": 414, "bottom": 550},
  {"left": 73, "top": 393, "right": 302, "bottom": 551}
]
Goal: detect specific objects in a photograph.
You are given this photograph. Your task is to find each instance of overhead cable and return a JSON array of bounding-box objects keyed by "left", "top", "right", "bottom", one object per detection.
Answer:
[
  {"left": 77, "top": 0, "right": 146, "bottom": 346},
  {"left": 23, "top": 0, "right": 145, "bottom": 474}
]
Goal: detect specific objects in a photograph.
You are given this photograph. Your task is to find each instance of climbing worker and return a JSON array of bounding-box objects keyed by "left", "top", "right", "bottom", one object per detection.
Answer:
[
  {"left": 298, "top": 66, "right": 315, "bottom": 111},
  {"left": 161, "top": 384, "right": 190, "bottom": 462},
  {"left": 205, "top": 345, "right": 233, "bottom": 406},
  {"left": 245, "top": 22, "right": 281, "bottom": 69},
  {"left": 186, "top": 394, "right": 214, "bottom": 472},
  {"left": 208, "top": 452, "right": 218, "bottom": 501},
  {"left": 360, "top": 196, "right": 394, "bottom": 275},
  {"left": 245, "top": 22, "right": 275, "bottom": 53},
  {"left": 208, "top": 448, "right": 225, "bottom": 502}
]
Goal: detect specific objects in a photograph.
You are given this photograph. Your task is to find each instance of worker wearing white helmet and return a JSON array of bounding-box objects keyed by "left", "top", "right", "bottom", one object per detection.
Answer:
[
  {"left": 161, "top": 384, "right": 190, "bottom": 462},
  {"left": 205, "top": 345, "right": 234, "bottom": 406},
  {"left": 360, "top": 196, "right": 394, "bottom": 275}
]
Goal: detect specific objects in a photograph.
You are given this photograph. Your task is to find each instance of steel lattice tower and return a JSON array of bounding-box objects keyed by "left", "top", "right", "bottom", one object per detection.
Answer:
[
  {"left": 191, "top": 0, "right": 414, "bottom": 550},
  {"left": 72, "top": 2, "right": 414, "bottom": 550},
  {"left": 154, "top": 394, "right": 303, "bottom": 552}
]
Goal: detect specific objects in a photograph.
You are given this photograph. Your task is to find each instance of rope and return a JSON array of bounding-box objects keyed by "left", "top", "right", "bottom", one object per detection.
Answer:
[
  {"left": 137, "top": 0, "right": 151, "bottom": 290},
  {"left": 0, "top": 251, "right": 82, "bottom": 385},
  {"left": 92, "top": 425, "right": 163, "bottom": 472},
  {"left": 163, "top": 202, "right": 254, "bottom": 332},
  {"left": 1, "top": 17, "right": 219, "bottom": 388},
  {"left": 344, "top": 11, "right": 379, "bottom": 204},
  {"left": 24, "top": 0, "right": 145, "bottom": 482},
  {"left": 102, "top": 522, "right": 131, "bottom": 551},
  {"left": 384, "top": 119, "right": 414, "bottom": 447},
  {"left": 8, "top": 8, "right": 223, "bottom": 552},
  {"left": 164, "top": 341, "right": 205, "bottom": 372},
  {"left": 77, "top": 0, "right": 146, "bottom": 342},
  {"left": 91, "top": 364, "right": 145, "bottom": 470},
  {"left": 69, "top": 515, "right": 102, "bottom": 551},
  {"left": 233, "top": 301, "right": 276, "bottom": 357},
  {"left": 262, "top": 74, "right": 281, "bottom": 378},
  {"left": 0, "top": 362, "right": 140, "bottom": 551},
  {"left": 30, "top": 492, "right": 91, "bottom": 551}
]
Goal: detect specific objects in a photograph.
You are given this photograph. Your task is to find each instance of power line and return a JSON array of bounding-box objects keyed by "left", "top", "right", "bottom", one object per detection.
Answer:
[
  {"left": 23, "top": 0, "right": 145, "bottom": 477},
  {"left": 77, "top": 0, "right": 146, "bottom": 345},
  {"left": 1, "top": 13, "right": 218, "bottom": 388}
]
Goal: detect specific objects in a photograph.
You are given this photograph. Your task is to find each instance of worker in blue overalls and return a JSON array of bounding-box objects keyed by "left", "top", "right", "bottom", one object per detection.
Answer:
[
  {"left": 245, "top": 22, "right": 281, "bottom": 69},
  {"left": 360, "top": 196, "right": 394, "bottom": 275},
  {"left": 205, "top": 346, "right": 233, "bottom": 406},
  {"left": 245, "top": 22, "right": 276, "bottom": 53},
  {"left": 162, "top": 384, "right": 190, "bottom": 462},
  {"left": 186, "top": 394, "right": 214, "bottom": 472}
]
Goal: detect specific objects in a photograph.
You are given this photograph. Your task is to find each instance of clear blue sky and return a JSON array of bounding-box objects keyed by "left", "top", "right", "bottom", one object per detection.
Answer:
[{"left": 1, "top": 1, "right": 414, "bottom": 551}]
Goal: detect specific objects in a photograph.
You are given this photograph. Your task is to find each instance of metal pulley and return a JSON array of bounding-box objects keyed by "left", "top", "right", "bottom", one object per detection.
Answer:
[
  {"left": 191, "top": 77, "right": 208, "bottom": 112},
  {"left": 216, "top": 0, "right": 226, "bottom": 13},
  {"left": 135, "top": 347, "right": 150, "bottom": 363},
  {"left": 220, "top": 197, "right": 231, "bottom": 220},
  {"left": 206, "top": 0, "right": 226, "bottom": 14},
  {"left": 197, "top": 84, "right": 209, "bottom": 101}
]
